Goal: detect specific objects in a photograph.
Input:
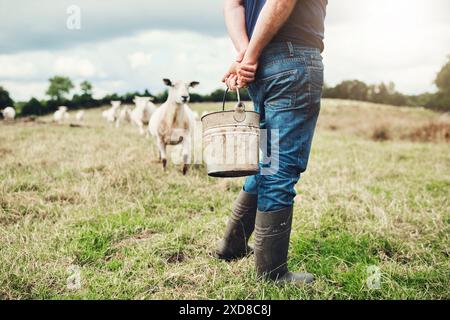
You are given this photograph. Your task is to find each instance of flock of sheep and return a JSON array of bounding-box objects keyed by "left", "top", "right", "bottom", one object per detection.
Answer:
[
  {"left": 27, "top": 79, "right": 207, "bottom": 175},
  {"left": 100, "top": 79, "right": 205, "bottom": 174}
]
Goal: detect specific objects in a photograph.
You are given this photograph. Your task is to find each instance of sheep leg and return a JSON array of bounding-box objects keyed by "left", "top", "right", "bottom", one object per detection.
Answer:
[
  {"left": 138, "top": 122, "right": 145, "bottom": 136},
  {"left": 181, "top": 134, "right": 190, "bottom": 175},
  {"left": 157, "top": 137, "right": 167, "bottom": 170}
]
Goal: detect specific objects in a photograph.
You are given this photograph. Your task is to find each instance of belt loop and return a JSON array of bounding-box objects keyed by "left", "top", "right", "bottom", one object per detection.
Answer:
[{"left": 287, "top": 42, "right": 294, "bottom": 57}]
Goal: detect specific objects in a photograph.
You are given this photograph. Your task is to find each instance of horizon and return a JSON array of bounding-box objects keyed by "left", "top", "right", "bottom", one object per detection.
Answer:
[{"left": 1, "top": 0, "right": 449, "bottom": 101}]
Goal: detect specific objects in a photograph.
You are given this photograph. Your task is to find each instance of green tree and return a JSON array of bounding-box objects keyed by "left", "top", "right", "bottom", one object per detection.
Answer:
[
  {"left": 423, "top": 57, "right": 450, "bottom": 111},
  {"left": 435, "top": 56, "right": 450, "bottom": 93},
  {"left": 0, "top": 86, "right": 14, "bottom": 109},
  {"left": 331, "top": 80, "right": 369, "bottom": 101},
  {"left": 80, "top": 80, "right": 93, "bottom": 96},
  {"left": 21, "top": 98, "right": 43, "bottom": 116},
  {"left": 46, "top": 76, "right": 74, "bottom": 101}
]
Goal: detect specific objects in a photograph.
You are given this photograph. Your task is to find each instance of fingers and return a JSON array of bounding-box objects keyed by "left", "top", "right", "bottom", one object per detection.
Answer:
[
  {"left": 224, "top": 74, "right": 248, "bottom": 90},
  {"left": 221, "top": 71, "right": 230, "bottom": 83},
  {"left": 222, "top": 58, "right": 258, "bottom": 88},
  {"left": 238, "top": 69, "right": 254, "bottom": 78},
  {"left": 237, "top": 70, "right": 255, "bottom": 82},
  {"left": 239, "top": 64, "right": 257, "bottom": 73},
  {"left": 237, "top": 78, "right": 248, "bottom": 89},
  {"left": 224, "top": 71, "right": 254, "bottom": 89},
  {"left": 225, "top": 74, "right": 238, "bottom": 90}
]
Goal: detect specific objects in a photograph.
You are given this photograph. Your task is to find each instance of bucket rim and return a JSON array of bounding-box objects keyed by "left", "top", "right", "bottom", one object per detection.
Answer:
[
  {"left": 207, "top": 170, "right": 259, "bottom": 178},
  {"left": 201, "top": 110, "right": 260, "bottom": 122}
]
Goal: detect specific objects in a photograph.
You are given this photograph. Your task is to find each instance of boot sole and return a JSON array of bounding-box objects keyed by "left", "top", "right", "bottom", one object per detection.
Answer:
[{"left": 214, "top": 248, "right": 254, "bottom": 262}]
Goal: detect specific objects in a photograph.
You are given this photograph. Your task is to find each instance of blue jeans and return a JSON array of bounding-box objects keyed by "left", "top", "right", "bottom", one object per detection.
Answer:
[{"left": 243, "top": 42, "right": 324, "bottom": 212}]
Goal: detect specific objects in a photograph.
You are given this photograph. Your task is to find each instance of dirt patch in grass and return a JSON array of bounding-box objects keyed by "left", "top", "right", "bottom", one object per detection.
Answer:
[
  {"left": 0, "top": 147, "right": 12, "bottom": 156},
  {"left": 372, "top": 126, "right": 392, "bottom": 141},
  {"left": 45, "top": 192, "right": 80, "bottom": 204},
  {"left": 166, "top": 251, "right": 185, "bottom": 264}
]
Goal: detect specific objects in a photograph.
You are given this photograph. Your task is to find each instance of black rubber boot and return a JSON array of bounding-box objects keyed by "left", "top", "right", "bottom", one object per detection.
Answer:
[
  {"left": 254, "top": 207, "right": 314, "bottom": 285},
  {"left": 215, "top": 190, "right": 257, "bottom": 261}
]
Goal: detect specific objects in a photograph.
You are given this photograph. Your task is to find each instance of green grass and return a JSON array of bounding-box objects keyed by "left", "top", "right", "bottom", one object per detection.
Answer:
[{"left": 0, "top": 100, "right": 448, "bottom": 299}]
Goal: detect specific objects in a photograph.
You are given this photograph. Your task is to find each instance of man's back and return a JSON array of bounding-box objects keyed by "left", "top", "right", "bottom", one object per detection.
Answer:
[{"left": 245, "top": 0, "right": 328, "bottom": 52}]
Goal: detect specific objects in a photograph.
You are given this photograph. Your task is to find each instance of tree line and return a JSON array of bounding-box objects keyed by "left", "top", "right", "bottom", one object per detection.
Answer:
[
  {"left": 1, "top": 56, "right": 449, "bottom": 117},
  {"left": 0, "top": 76, "right": 253, "bottom": 117},
  {"left": 323, "top": 56, "right": 449, "bottom": 111}
]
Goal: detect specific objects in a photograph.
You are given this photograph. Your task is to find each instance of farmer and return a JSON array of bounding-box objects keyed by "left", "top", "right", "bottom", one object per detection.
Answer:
[{"left": 216, "top": 0, "right": 327, "bottom": 284}]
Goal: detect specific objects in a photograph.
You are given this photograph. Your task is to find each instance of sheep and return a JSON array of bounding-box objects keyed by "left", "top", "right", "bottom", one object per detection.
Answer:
[
  {"left": 148, "top": 78, "right": 199, "bottom": 175},
  {"left": 102, "top": 101, "right": 121, "bottom": 124},
  {"left": 192, "top": 111, "right": 200, "bottom": 121},
  {"left": 54, "top": 106, "right": 70, "bottom": 123},
  {"left": 75, "top": 110, "right": 85, "bottom": 122},
  {"left": 130, "top": 96, "right": 156, "bottom": 135},
  {"left": 116, "top": 105, "right": 133, "bottom": 128},
  {"left": 1, "top": 107, "right": 16, "bottom": 121}
]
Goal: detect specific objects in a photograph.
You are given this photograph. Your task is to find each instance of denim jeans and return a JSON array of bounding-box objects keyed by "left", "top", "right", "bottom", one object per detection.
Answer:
[{"left": 243, "top": 42, "right": 324, "bottom": 212}]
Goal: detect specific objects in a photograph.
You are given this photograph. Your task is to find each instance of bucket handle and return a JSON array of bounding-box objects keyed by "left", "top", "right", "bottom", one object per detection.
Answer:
[{"left": 222, "top": 88, "right": 246, "bottom": 122}]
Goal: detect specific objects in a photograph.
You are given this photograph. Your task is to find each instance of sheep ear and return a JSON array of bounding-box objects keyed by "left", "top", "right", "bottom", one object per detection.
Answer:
[
  {"left": 163, "top": 78, "right": 173, "bottom": 87},
  {"left": 189, "top": 81, "right": 199, "bottom": 88}
]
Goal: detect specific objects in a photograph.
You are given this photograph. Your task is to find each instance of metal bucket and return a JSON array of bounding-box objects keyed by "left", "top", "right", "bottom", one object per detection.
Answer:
[{"left": 201, "top": 89, "right": 260, "bottom": 178}]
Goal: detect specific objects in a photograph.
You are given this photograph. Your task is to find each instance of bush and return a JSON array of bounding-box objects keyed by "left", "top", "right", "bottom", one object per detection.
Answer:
[
  {"left": 426, "top": 92, "right": 450, "bottom": 112},
  {"left": 21, "top": 98, "right": 43, "bottom": 116},
  {"left": 372, "top": 126, "right": 391, "bottom": 141},
  {"left": 0, "top": 86, "right": 14, "bottom": 109},
  {"left": 408, "top": 121, "right": 450, "bottom": 142}
]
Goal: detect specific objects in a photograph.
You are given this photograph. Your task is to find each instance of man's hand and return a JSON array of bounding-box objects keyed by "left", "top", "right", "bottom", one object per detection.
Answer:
[
  {"left": 236, "top": 58, "right": 258, "bottom": 88},
  {"left": 222, "top": 50, "right": 258, "bottom": 90},
  {"left": 221, "top": 49, "right": 245, "bottom": 84}
]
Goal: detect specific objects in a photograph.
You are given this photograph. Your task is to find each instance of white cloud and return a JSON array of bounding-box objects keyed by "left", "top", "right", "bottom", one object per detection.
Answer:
[
  {"left": 0, "top": 57, "right": 36, "bottom": 78},
  {"left": 91, "top": 80, "right": 127, "bottom": 99},
  {"left": 128, "top": 52, "right": 152, "bottom": 70},
  {"left": 323, "top": 0, "right": 450, "bottom": 94},
  {"left": 0, "top": 30, "right": 235, "bottom": 101},
  {"left": 53, "top": 57, "right": 99, "bottom": 78},
  {"left": 0, "top": 81, "right": 48, "bottom": 101}
]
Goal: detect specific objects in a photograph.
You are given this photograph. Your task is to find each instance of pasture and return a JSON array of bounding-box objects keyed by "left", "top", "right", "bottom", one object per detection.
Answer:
[{"left": 0, "top": 99, "right": 448, "bottom": 299}]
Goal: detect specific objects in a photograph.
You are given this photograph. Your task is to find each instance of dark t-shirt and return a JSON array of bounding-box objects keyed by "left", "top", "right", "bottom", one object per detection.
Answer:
[{"left": 244, "top": 0, "right": 327, "bottom": 52}]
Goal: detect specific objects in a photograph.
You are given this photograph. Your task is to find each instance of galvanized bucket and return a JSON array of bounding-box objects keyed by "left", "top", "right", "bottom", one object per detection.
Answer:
[{"left": 201, "top": 89, "right": 260, "bottom": 178}]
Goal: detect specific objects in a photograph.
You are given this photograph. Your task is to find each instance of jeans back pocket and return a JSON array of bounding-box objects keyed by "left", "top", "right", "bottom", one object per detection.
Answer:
[{"left": 262, "top": 66, "right": 311, "bottom": 112}]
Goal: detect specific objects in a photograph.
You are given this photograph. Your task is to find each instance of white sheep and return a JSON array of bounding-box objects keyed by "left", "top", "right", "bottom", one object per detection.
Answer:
[
  {"left": 103, "top": 101, "right": 121, "bottom": 124},
  {"left": 116, "top": 105, "right": 132, "bottom": 128},
  {"left": 148, "top": 79, "right": 199, "bottom": 175},
  {"left": 131, "top": 96, "right": 156, "bottom": 135},
  {"left": 1, "top": 107, "right": 16, "bottom": 121},
  {"left": 54, "top": 106, "right": 70, "bottom": 123},
  {"left": 75, "top": 110, "right": 85, "bottom": 122}
]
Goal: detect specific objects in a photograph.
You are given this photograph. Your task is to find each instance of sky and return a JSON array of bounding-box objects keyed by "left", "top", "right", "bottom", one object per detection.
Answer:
[{"left": 0, "top": 0, "right": 449, "bottom": 101}]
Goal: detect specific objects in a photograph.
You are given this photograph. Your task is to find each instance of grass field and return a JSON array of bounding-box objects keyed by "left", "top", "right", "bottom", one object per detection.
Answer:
[{"left": 0, "top": 99, "right": 449, "bottom": 299}]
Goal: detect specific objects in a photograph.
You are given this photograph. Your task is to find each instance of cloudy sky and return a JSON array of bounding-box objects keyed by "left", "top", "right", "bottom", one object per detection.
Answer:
[{"left": 1, "top": 0, "right": 449, "bottom": 101}]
